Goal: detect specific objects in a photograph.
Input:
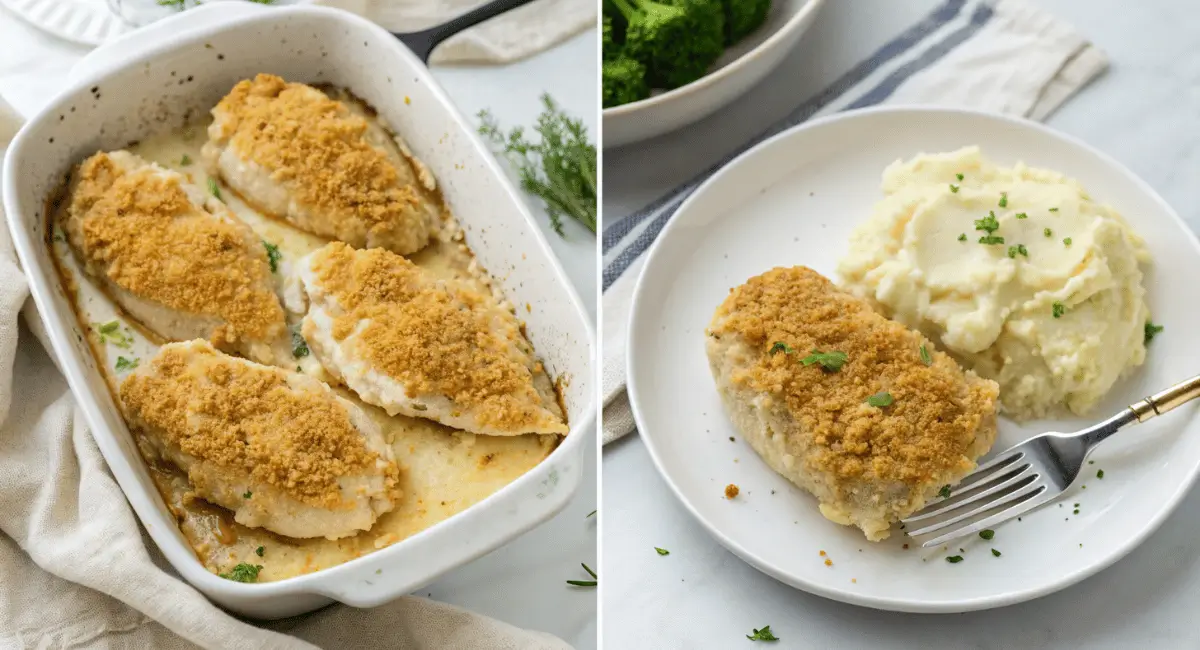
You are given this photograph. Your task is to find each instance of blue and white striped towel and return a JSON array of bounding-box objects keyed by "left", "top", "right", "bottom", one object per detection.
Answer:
[{"left": 601, "top": 0, "right": 1108, "bottom": 444}]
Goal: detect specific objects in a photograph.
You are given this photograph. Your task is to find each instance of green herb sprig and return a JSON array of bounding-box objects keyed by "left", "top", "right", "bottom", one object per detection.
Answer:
[
  {"left": 219, "top": 563, "right": 262, "bottom": 583},
  {"left": 478, "top": 95, "right": 596, "bottom": 237},
  {"left": 800, "top": 350, "right": 848, "bottom": 372},
  {"left": 747, "top": 626, "right": 779, "bottom": 642}
]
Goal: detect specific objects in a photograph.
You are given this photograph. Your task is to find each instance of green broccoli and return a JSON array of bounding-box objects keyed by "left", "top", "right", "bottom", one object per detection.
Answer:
[
  {"left": 603, "top": 58, "right": 650, "bottom": 108},
  {"left": 664, "top": 0, "right": 725, "bottom": 43},
  {"left": 610, "top": 0, "right": 724, "bottom": 90},
  {"left": 603, "top": 16, "right": 621, "bottom": 62},
  {"left": 723, "top": 0, "right": 771, "bottom": 44}
]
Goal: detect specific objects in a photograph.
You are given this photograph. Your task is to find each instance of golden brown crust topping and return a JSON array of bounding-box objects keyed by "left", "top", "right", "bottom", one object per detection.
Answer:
[
  {"left": 311, "top": 242, "right": 560, "bottom": 433},
  {"left": 121, "top": 342, "right": 393, "bottom": 508},
  {"left": 68, "top": 152, "right": 285, "bottom": 341},
  {"left": 211, "top": 74, "right": 425, "bottom": 245},
  {"left": 709, "top": 267, "right": 998, "bottom": 486}
]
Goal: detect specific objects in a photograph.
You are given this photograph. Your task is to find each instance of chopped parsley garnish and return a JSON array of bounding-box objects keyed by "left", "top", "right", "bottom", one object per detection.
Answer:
[
  {"left": 1144, "top": 321, "right": 1164, "bottom": 345},
  {"left": 979, "top": 529, "right": 994, "bottom": 540},
  {"left": 938, "top": 485, "right": 951, "bottom": 498},
  {"left": 1015, "top": 212, "right": 1028, "bottom": 219},
  {"left": 979, "top": 235, "right": 1005, "bottom": 245},
  {"left": 975, "top": 212, "right": 1000, "bottom": 234},
  {"left": 946, "top": 555, "right": 964, "bottom": 564},
  {"left": 114, "top": 356, "right": 139, "bottom": 372},
  {"left": 865, "top": 392, "right": 893, "bottom": 407},
  {"left": 956, "top": 173, "right": 964, "bottom": 181},
  {"left": 291, "top": 328, "right": 310, "bottom": 358},
  {"left": 1052, "top": 302, "right": 1066, "bottom": 319},
  {"left": 1044, "top": 227, "right": 1053, "bottom": 237},
  {"left": 1049, "top": 207, "right": 1059, "bottom": 212},
  {"left": 94, "top": 321, "right": 133, "bottom": 349},
  {"left": 587, "top": 510, "right": 596, "bottom": 518},
  {"left": 157, "top": 0, "right": 185, "bottom": 7},
  {"left": 255, "top": 546, "right": 265, "bottom": 557},
  {"left": 567, "top": 562, "right": 598, "bottom": 587},
  {"left": 769, "top": 341, "right": 794, "bottom": 356},
  {"left": 800, "top": 350, "right": 848, "bottom": 372},
  {"left": 746, "top": 626, "right": 779, "bottom": 642},
  {"left": 179, "top": 154, "right": 192, "bottom": 166},
  {"left": 243, "top": 491, "right": 252, "bottom": 499},
  {"left": 991, "top": 548, "right": 1001, "bottom": 557},
  {"left": 655, "top": 547, "right": 670, "bottom": 556},
  {"left": 1063, "top": 237, "right": 1072, "bottom": 246},
  {"left": 957, "top": 233, "right": 967, "bottom": 242},
  {"left": 998, "top": 193, "right": 1008, "bottom": 208},
  {"left": 207, "top": 177, "right": 221, "bottom": 199},
  {"left": 1097, "top": 469, "right": 1105, "bottom": 479},
  {"left": 949, "top": 184, "right": 960, "bottom": 193},
  {"left": 218, "top": 563, "right": 262, "bottom": 583},
  {"left": 919, "top": 345, "right": 932, "bottom": 366},
  {"left": 263, "top": 241, "right": 281, "bottom": 273},
  {"left": 1007, "top": 244, "right": 1028, "bottom": 259}
]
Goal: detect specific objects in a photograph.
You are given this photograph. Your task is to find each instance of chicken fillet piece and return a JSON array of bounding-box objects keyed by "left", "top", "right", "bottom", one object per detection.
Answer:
[
  {"left": 120, "top": 340, "right": 401, "bottom": 540},
  {"left": 296, "top": 242, "right": 567, "bottom": 436},
  {"left": 706, "top": 266, "right": 999, "bottom": 541},
  {"left": 61, "top": 151, "right": 288, "bottom": 364},
  {"left": 203, "top": 74, "right": 438, "bottom": 255}
]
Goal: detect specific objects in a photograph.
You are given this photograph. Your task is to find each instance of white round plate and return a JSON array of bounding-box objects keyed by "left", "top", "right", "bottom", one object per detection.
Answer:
[
  {"left": 0, "top": 0, "right": 129, "bottom": 46},
  {"left": 626, "top": 106, "right": 1200, "bottom": 613}
]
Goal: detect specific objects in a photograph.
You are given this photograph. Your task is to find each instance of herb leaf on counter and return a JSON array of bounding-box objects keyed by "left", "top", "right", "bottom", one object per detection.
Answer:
[
  {"left": 747, "top": 626, "right": 779, "bottom": 642},
  {"left": 478, "top": 95, "right": 596, "bottom": 237}
]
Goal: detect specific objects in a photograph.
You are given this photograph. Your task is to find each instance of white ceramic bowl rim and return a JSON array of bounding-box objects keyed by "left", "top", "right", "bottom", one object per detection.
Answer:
[
  {"left": 602, "top": 0, "right": 825, "bottom": 116},
  {"left": 626, "top": 105, "right": 1200, "bottom": 613}
]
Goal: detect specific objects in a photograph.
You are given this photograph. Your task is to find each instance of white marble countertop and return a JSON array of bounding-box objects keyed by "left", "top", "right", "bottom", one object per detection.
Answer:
[
  {"left": 0, "top": 8, "right": 597, "bottom": 648},
  {"left": 603, "top": 0, "right": 1200, "bottom": 647}
]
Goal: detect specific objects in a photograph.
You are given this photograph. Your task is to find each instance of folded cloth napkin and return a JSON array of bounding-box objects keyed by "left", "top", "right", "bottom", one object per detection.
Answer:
[
  {"left": 601, "top": 0, "right": 1110, "bottom": 445},
  {"left": 0, "top": 97, "right": 571, "bottom": 649},
  {"left": 311, "top": 0, "right": 596, "bottom": 65}
]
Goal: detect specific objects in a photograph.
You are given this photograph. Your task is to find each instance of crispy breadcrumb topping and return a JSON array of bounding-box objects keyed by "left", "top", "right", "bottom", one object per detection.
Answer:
[
  {"left": 708, "top": 267, "right": 998, "bottom": 485},
  {"left": 120, "top": 341, "right": 394, "bottom": 508},
  {"left": 67, "top": 152, "right": 284, "bottom": 341},
  {"left": 210, "top": 74, "right": 429, "bottom": 252},
  {"left": 310, "top": 243, "right": 562, "bottom": 433}
]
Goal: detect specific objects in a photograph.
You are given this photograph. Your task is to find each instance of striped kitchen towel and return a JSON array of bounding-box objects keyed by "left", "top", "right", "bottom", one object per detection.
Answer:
[{"left": 601, "top": 0, "right": 1108, "bottom": 444}]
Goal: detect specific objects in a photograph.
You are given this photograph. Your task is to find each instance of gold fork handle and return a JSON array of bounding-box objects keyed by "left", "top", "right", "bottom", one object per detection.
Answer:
[{"left": 1130, "top": 374, "right": 1200, "bottom": 422}]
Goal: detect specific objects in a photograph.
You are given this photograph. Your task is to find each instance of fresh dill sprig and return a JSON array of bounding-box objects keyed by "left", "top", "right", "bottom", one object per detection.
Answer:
[{"left": 477, "top": 95, "right": 596, "bottom": 237}]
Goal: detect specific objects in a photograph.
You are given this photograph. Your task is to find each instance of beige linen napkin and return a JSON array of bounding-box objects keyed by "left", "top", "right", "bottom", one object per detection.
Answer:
[
  {"left": 0, "top": 96, "right": 570, "bottom": 649},
  {"left": 601, "top": 0, "right": 1110, "bottom": 444},
  {"left": 312, "top": 0, "right": 596, "bottom": 64}
]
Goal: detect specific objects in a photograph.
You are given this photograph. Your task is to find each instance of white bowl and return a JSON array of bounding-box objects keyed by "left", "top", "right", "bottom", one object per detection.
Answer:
[
  {"left": 626, "top": 107, "right": 1200, "bottom": 612},
  {"left": 2, "top": 3, "right": 595, "bottom": 620},
  {"left": 602, "top": 0, "right": 824, "bottom": 148}
]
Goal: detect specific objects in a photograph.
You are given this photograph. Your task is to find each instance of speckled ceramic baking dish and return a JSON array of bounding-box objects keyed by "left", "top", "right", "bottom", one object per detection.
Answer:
[{"left": 2, "top": 3, "right": 594, "bottom": 619}]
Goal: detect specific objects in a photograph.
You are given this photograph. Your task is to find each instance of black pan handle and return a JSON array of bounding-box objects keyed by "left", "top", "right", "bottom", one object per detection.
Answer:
[{"left": 394, "top": 0, "right": 539, "bottom": 63}]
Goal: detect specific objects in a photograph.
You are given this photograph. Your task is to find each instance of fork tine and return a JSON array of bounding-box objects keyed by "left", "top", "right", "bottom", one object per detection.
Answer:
[
  {"left": 956, "top": 449, "right": 1026, "bottom": 489},
  {"left": 902, "top": 462, "right": 1034, "bottom": 524},
  {"left": 905, "top": 473, "right": 1041, "bottom": 538},
  {"left": 919, "top": 485, "right": 1055, "bottom": 548}
]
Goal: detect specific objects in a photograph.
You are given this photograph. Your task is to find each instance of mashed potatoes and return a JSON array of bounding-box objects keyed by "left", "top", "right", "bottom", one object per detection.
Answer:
[{"left": 838, "top": 147, "right": 1151, "bottom": 419}]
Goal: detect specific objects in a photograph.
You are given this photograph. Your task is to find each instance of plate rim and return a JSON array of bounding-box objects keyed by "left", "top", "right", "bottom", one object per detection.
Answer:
[{"left": 624, "top": 104, "right": 1200, "bottom": 613}]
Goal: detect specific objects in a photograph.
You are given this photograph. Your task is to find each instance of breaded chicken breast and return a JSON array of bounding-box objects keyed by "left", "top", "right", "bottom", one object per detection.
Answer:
[
  {"left": 295, "top": 242, "right": 567, "bottom": 436},
  {"left": 121, "top": 340, "right": 400, "bottom": 540},
  {"left": 706, "top": 267, "right": 999, "bottom": 541},
  {"left": 203, "top": 74, "right": 438, "bottom": 255},
  {"left": 61, "top": 151, "right": 288, "bottom": 365}
]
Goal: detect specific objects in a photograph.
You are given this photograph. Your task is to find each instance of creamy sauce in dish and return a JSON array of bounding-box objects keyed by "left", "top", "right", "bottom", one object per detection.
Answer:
[{"left": 49, "top": 113, "right": 561, "bottom": 582}]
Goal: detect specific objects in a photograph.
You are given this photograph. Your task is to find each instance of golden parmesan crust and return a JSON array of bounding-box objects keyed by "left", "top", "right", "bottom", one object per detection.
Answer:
[
  {"left": 120, "top": 341, "right": 397, "bottom": 509},
  {"left": 310, "top": 242, "right": 564, "bottom": 434},
  {"left": 64, "top": 152, "right": 285, "bottom": 343},
  {"left": 208, "top": 74, "right": 433, "bottom": 253},
  {"left": 708, "top": 266, "right": 998, "bottom": 487}
]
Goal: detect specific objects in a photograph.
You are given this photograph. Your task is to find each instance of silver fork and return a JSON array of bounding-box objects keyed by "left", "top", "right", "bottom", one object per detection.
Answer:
[{"left": 901, "top": 373, "right": 1200, "bottom": 548}]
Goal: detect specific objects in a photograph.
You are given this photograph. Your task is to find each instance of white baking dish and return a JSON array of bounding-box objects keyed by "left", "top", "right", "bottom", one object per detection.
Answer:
[{"left": 2, "top": 3, "right": 595, "bottom": 620}]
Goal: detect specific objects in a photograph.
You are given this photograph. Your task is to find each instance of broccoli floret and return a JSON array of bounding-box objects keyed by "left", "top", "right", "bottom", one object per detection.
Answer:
[
  {"left": 604, "top": 0, "right": 627, "bottom": 43},
  {"left": 724, "top": 0, "right": 771, "bottom": 44},
  {"left": 664, "top": 0, "right": 725, "bottom": 43},
  {"left": 603, "top": 16, "right": 621, "bottom": 62},
  {"left": 603, "top": 58, "right": 650, "bottom": 108},
  {"left": 611, "top": 0, "right": 724, "bottom": 90}
]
